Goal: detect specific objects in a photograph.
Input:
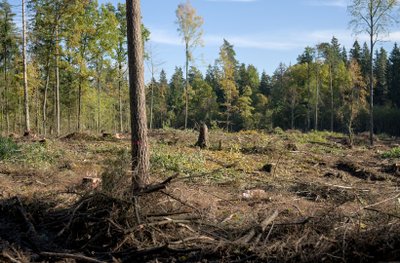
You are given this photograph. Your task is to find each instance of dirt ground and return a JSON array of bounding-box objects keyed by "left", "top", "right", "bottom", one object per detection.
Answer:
[{"left": 1, "top": 129, "right": 400, "bottom": 262}]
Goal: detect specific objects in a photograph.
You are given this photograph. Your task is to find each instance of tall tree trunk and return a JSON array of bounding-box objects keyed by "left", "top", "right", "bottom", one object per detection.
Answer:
[
  {"left": 22, "top": 0, "right": 30, "bottom": 134},
  {"left": 118, "top": 62, "right": 123, "bottom": 133},
  {"left": 77, "top": 79, "right": 82, "bottom": 132},
  {"left": 126, "top": 0, "right": 150, "bottom": 191},
  {"left": 306, "top": 63, "right": 311, "bottom": 132},
  {"left": 369, "top": 25, "right": 374, "bottom": 146},
  {"left": 184, "top": 43, "right": 189, "bottom": 130},
  {"left": 329, "top": 64, "right": 334, "bottom": 132},
  {"left": 149, "top": 81, "right": 154, "bottom": 130},
  {"left": 3, "top": 45, "right": 9, "bottom": 135},
  {"left": 291, "top": 99, "right": 295, "bottom": 130},
  {"left": 315, "top": 64, "right": 319, "bottom": 131},
  {"left": 42, "top": 58, "right": 51, "bottom": 136},
  {"left": 96, "top": 64, "right": 101, "bottom": 133},
  {"left": 35, "top": 83, "right": 39, "bottom": 132},
  {"left": 55, "top": 23, "right": 60, "bottom": 136}
]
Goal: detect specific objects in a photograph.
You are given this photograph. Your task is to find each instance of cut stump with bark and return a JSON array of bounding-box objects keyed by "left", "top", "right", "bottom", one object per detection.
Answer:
[{"left": 195, "top": 123, "right": 208, "bottom": 149}]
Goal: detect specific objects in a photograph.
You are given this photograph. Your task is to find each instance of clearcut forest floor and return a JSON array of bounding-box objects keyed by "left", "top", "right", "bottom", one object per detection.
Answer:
[{"left": 1, "top": 129, "right": 400, "bottom": 262}]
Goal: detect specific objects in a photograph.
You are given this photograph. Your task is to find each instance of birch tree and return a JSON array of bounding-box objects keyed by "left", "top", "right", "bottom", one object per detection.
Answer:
[
  {"left": 348, "top": 0, "right": 400, "bottom": 145},
  {"left": 176, "top": 0, "right": 203, "bottom": 129}
]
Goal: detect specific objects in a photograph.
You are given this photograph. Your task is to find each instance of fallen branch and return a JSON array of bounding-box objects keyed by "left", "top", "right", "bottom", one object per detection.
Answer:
[
  {"left": 40, "top": 252, "right": 106, "bottom": 263},
  {"left": 236, "top": 210, "right": 279, "bottom": 244},
  {"left": 57, "top": 198, "right": 90, "bottom": 237},
  {"left": 14, "top": 197, "right": 41, "bottom": 246},
  {"left": 134, "top": 174, "right": 178, "bottom": 196},
  {"left": 169, "top": 235, "right": 215, "bottom": 245},
  {"left": 364, "top": 208, "right": 400, "bottom": 219},
  {"left": 2, "top": 252, "right": 22, "bottom": 263}
]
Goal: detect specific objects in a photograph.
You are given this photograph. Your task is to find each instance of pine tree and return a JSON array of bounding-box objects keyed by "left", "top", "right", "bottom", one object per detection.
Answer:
[
  {"left": 167, "top": 67, "right": 185, "bottom": 128},
  {"left": 126, "top": 0, "right": 149, "bottom": 191},
  {"left": 298, "top": 46, "right": 315, "bottom": 131},
  {"left": 374, "top": 47, "right": 388, "bottom": 106},
  {"left": 388, "top": 43, "right": 400, "bottom": 108},
  {"left": 349, "top": 40, "right": 361, "bottom": 64},
  {"left": 218, "top": 39, "right": 239, "bottom": 131},
  {"left": 0, "top": 0, "right": 18, "bottom": 134}
]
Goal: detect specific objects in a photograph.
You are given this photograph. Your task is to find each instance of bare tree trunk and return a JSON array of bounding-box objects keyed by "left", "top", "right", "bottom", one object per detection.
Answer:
[
  {"left": 315, "top": 63, "right": 319, "bottom": 131},
  {"left": 329, "top": 64, "right": 334, "bottom": 132},
  {"left": 35, "top": 83, "right": 39, "bottom": 132},
  {"left": 3, "top": 45, "right": 9, "bottom": 135},
  {"left": 96, "top": 64, "right": 101, "bottom": 133},
  {"left": 149, "top": 80, "right": 154, "bottom": 130},
  {"left": 42, "top": 59, "right": 51, "bottom": 136},
  {"left": 55, "top": 23, "right": 60, "bottom": 136},
  {"left": 369, "top": 27, "right": 374, "bottom": 146},
  {"left": 184, "top": 43, "right": 189, "bottom": 130},
  {"left": 118, "top": 62, "right": 123, "bottom": 133},
  {"left": 291, "top": 99, "right": 295, "bottom": 130},
  {"left": 195, "top": 123, "right": 208, "bottom": 149},
  {"left": 126, "top": 0, "right": 150, "bottom": 191},
  {"left": 77, "top": 80, "right": 82, "bottom": 132},
  {"left": 306, "top": 63, "right": 311, "bottom": 132},
  {"left": 22, "top": 0, "right": 30, "bottom": 134}
]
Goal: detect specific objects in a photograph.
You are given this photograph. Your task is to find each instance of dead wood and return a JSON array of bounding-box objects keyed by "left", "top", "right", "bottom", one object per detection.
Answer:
[
  {"left": 235, "top": 210, "right": 279, "bottom": 244},
  {"left": 40, "top": 251, "right": 106, "bottom": 263},
  {"left": 14, "top": 197, "right": 41, "bottom": 246},
  {"left": 133, "top": 174, "right": 178, "bottom": 196},
  {"left": 364, "top": 208, "right": 400, "bottom": 219},
  {"left": 195, "top": 123, "right": 208, "bottom": 149}
]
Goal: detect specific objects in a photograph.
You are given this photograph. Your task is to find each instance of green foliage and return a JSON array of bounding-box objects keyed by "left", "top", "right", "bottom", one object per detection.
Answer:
[
  {"left": 382, "top": 147, "right": 400, "bottom": 159},
  {"left": 0, "top": 136, "right": 18, "bottom": 160},
  {"left": 151, "top": 144, "right": 207, "bottom": 174},
  {"left": 18, "top": 142, "right": 60, "bottom": 166}
]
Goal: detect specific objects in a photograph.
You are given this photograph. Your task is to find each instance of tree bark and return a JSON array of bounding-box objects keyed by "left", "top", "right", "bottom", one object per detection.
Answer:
[
  {"left": 42, "top": 55, "right": 51, "bottom": 136},
  {"left": 22, "top": 0, "right": 30, "bottom": 134},
  {"left": 306, "top": 62, "right": 311, "bottom": 132},
  {"left": 118, "top": 62, "right": 123, "bottom": 133},
  {"left": 315, "top": 62, "right": 319, "bottom": 131},
  {"left": 369, "top": 21, "right": 374, "bottom": 146},
  {"left": 126, "top": 0, "right": 150, "bottom": 191},
  {"left": 195, "top": 123, "right": 208, "bottom": 149},
  {"left": 3, "top": 44, "right": 9, "bottom": 135},
  {"left": 77, "top": 80, "right": 82, "bottom": 132},
  {"left": 329, "top": 64, "right": 334, "bottom": 132},
  {"left": 184, "top": 43, "right": 189, "bottom": 130},
  {"left": 55, "top": 23, "right": 60, "bottom": 136},
  {"left": 96, "top": 62, "right": 102, "bottom": 133}
]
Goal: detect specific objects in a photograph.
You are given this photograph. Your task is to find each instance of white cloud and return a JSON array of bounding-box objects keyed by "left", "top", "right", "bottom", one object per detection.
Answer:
[
  {"left": 149, "top": 29, "right": 183, "bottom": 46},
  {"left": 305, "top": 0, "right": 348, "bottom": 7},
  {"left": 148, "top": 27, "right": 400, "bottom": 52}
]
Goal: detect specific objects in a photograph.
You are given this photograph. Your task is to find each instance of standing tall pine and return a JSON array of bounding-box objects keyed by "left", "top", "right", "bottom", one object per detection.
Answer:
[{"left": 126, "top": 0, "right": 149, "bottom": 191}]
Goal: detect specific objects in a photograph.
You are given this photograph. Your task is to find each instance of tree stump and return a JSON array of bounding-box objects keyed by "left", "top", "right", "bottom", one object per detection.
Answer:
[{"left": 195, "top": 123, "right": 208, "bottom": 149}]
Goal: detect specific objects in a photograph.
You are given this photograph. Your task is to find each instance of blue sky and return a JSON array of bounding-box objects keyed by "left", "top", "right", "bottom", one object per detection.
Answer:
[{"left": 10, "top": 0, "right": 400, "bottom": 82}]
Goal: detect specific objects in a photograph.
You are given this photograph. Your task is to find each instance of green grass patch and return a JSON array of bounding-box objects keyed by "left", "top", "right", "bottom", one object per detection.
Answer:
[
  {"left": 151, "top": 144, "right": 207, "bottom": 174},
  {"left": 0, "top": 136, "right": 19, "bottom": 160},
  {"left": 382, "top": 147, "right": 400, "bottom": 159}
]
